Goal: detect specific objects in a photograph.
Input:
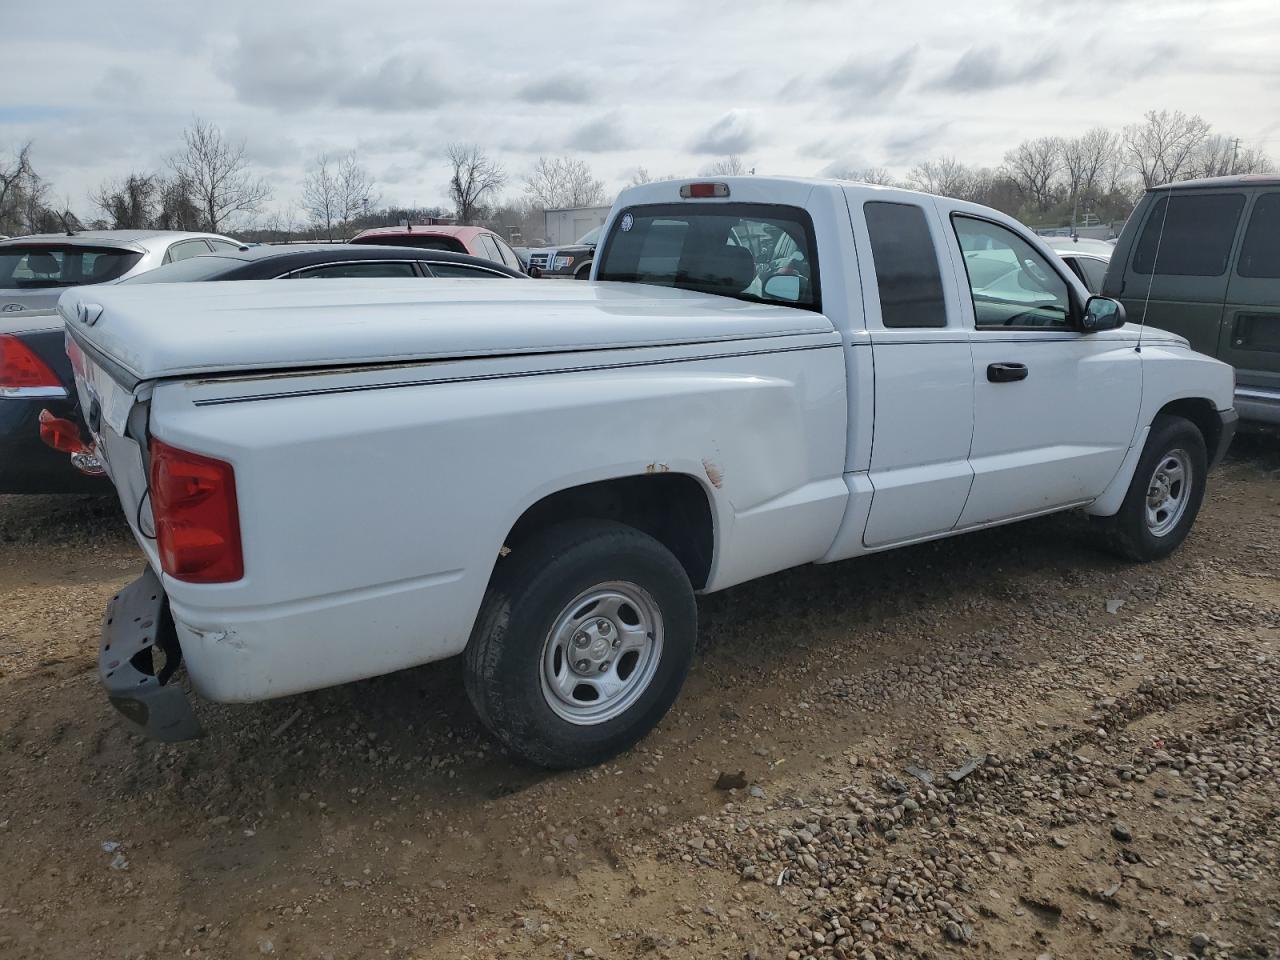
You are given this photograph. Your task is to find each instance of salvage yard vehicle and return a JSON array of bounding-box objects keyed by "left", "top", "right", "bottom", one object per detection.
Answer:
[
  {"left": 120, "top": 243, "right": 526, "bottom": 284},
  {"left": 1045, "top": 235, "right": 1113, "bottom": 294},
  {"left": 1102, "top": 174, "right": 1280, "bottom": 427},
  {"left": 350, "top": 224, "right": 527, "bottom": 274},
  {"left": 1, "top": 230, "right": 240, "bottom": 493},
  {"left": 526, "top": 225, "right": 600, "bottom": 279},
  {"left": 66, "top": 177, "right": 1236, "bottom": 768}
]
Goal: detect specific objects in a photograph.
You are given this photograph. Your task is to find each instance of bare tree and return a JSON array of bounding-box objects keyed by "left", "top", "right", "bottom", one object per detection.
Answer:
[
  {"left": 628, "top": 166, "right": 653, "bottom": 187},
  {"left": 1185, "top": 135, "right": 1274, "bottom": 179},
  {"left": 0, "top": 142, "right": 34, "bottom": 234},
  {"left": 302, "top": 154, "right": 340, "bottom": 239},
  {"left": 445, "top": 143, "right": 506, "bottom": 225},
  {"left": 91, "top": 173, "right": 159, "bottom": 229},
  {"left": 336, "top": 151, "right": 378, "bottom": 224},
  {"left": 1060, "top": 127, "right": 1120, "bottom": 224},
  {"left": 1122, "top": 109, "right": 1212, "bottom": 188},
  {"left": 154, "top": 174, "right": 202, "bottom": 231},
  {"left": 169, "top": 117, "right": 272, "bottom": 232},
  {"left": 523, "top": 156, "right": 606, "bottom": 209},
  {"left": 1003, "top": 137, "right": 1063, "bottom": 212},
  {"left": 830, "top": 166, "right": 896, "bottom": 186},
  {"left": 701, "top": 155, "right": 748, "bottom": 176},
  {"left": 907, "top": 156, "right": 976, "bottom": 199}
]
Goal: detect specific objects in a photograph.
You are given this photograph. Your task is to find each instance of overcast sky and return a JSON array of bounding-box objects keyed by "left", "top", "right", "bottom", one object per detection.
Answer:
[{"left": 2, "top": 0, "right": 1278, "bottom": 222}]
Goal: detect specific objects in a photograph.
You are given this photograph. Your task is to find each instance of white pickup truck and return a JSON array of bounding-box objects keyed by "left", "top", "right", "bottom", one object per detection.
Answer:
[{"left": 65, "top": 177, "right": 1236, "bottom": 768}]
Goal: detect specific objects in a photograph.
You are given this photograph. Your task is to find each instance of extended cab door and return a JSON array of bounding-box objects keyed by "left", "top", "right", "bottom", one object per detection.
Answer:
[
  {"left": 849, "top": 192, "right": 975, "bottom": 547},
  {"left": 943, "top": 209, "right": 1140, "bottom": 525},
  {"left": 1221, "top": 190, "right": 1280, "bottom": 416}
]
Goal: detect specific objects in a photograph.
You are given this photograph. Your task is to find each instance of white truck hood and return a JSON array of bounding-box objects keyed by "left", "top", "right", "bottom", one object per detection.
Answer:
[{"left": 60, "top": 279, "right": 833, "bottom": 385}]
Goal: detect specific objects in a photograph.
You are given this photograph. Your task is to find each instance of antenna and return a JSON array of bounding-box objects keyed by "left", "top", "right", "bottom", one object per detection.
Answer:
[
  {"left": 1135, "top": 188, "right": 1172, "bottom": 355},
  {"left": 58, "top": 209, "right": 77, "bottom": 237}
]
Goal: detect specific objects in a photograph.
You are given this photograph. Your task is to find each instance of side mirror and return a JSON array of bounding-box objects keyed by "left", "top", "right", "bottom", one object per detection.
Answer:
[
  {"left": 1079, "top": 296, "right": 1126, "bottom": 333},
  {"left": 763, "top": 274, "right": 801, "bottom": 302}
]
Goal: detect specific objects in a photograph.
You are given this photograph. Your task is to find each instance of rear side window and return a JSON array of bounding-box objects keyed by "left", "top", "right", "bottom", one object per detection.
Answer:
[
  {"left": 0, "top": 246, "right": 142, "bottom": 287},
  {"left": 475, "top": 234, "right": 506, "bottom": 264},
  {"left": 1238, "top": 192, "right": 1280, "bottom": 278},
  {"left": 293, "top": 261, "right": 418, "bottom": 279},
  {"left": 597, "top": 202, "right": 820, "bottom": 310},
  {"left": 863, "top": 201, "right": 947, "bottom": 327},
  {"left": 1133, "top": 193, "right": 1245, "bottom": 277},
  {"left": 425, "top": 261, "right": 512, "bottom": 278}
]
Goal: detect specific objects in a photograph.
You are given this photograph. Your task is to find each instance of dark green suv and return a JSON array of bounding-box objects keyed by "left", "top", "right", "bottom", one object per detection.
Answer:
[{"left": 1103, "top": 174, "right": 1280, "bottom": 427}]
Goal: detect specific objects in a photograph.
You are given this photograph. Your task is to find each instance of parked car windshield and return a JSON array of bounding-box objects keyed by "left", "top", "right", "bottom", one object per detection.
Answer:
[
  {"left": 596, "top": 203, "right": 820, "bottom": 311},
  {"left": 121, "top": 255, "right": 243, "bottom": 283},
  {"left": 0, "top": 245, "right": 142, "bottom": 288},
  {"left": 577, "top": 226, "right": 601, "bottom": 245}
]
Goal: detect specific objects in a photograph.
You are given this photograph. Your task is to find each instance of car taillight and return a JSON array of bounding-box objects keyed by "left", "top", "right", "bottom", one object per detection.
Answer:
[
  {"left": 149, "top": 439, "right": 243, "bottom": 583},
  {"left": 0, "top": 335, "right": 61, "bottom": 391},
  {"left": 679, "top": 182, "right": 731, "bottom": 199},
  {"left": 38, "top": 409, "right": 83, "bottom": 453}
]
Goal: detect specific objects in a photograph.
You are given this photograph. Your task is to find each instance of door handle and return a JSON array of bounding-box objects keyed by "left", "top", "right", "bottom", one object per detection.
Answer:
[{"left": 987, "top": 362, "right": 1028, "bottom": 383}]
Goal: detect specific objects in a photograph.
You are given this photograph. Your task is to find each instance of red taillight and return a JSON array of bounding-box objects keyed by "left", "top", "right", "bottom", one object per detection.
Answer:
[
  {"left": 0, "top": 335, "right": 61, "bottom": 390},
  {"left": 38, "top": 409, "right": 84, "bottom": 453},
  {"left": 149, "top": 439, "right": 243, "bottom": 583}
]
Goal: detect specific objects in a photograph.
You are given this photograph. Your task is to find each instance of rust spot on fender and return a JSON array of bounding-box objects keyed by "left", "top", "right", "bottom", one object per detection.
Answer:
[
  {"left": 702, "top": 459, "right": 724, "bottom": 489},
  {"left": 645, "top": 462, "right": 670, "bottom": 474}
]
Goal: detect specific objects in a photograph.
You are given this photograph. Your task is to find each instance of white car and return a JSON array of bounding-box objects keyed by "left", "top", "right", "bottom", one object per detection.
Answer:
[
  {"left": 1045, "top": 235, "right": 1114, "bottom": 294},
  {"left": 66, "top": 177, "right": 1236, "bottom": 768}
]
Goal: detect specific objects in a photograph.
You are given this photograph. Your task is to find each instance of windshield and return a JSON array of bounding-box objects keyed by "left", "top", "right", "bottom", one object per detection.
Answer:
[
  {"left": 596, "top": 203, "right": 820, "bottom": 311},
  {"left": 576, "top": 226, "right": 601, "bottom": 246},
  {"left": 122, "top": 255, "right": 243, "bottom": 283},
  {"left": 0, "top": 245, "right": 142, "bottom": 288}
]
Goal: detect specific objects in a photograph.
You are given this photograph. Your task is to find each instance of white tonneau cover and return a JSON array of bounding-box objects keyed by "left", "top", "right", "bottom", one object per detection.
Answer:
[{"left": 59, "top": 279, "right": 833, "bottom": 383}]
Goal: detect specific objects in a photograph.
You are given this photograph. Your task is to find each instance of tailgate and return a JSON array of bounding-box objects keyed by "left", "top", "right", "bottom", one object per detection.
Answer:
[{"left": 67, "top": 332, "right": 158, "bottom": 559}]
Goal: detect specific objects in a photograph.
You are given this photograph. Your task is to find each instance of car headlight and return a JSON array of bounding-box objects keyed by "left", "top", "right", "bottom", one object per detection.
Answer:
[{"left": 553, "top": 255, "right": 574, "bottom": 269}]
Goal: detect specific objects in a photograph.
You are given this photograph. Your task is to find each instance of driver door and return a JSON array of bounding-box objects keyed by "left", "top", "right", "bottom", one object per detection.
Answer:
[{"left": 945, "top": 212, "right": 1140, "bottom": 526}]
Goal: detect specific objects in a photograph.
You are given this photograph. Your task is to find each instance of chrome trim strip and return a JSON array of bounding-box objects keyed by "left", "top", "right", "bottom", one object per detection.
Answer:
[
  {"left": 1, "top": 384, "right": 67, "bottom": 399},
  {"left": 1236, "top": 386, "right": 1280, "bottom": 401}
]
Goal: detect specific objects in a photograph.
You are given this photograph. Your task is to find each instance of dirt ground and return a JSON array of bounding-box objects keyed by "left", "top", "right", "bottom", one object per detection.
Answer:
[{"left": 1, "top": 439, "right": 1278, "bottom": 960}]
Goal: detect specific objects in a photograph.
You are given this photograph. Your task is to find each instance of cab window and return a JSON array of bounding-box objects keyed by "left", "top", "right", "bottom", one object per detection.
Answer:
[
  {"left": 597, "top": 202, "right": 820, "bottom": 310},
  {"left": 952, "top": 216, "right": 1071, "bottom": 329},
  {"left": 864, "top": 201, "right": 947, "bottom": 328}
]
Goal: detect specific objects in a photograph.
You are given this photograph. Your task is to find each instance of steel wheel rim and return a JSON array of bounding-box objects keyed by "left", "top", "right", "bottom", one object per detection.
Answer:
[
  {"left": 539, "top": 581, "right": 664, "bottom": 726},
  {"left": 1145, "top": 447, "right": 1192, "bottom": 537}
]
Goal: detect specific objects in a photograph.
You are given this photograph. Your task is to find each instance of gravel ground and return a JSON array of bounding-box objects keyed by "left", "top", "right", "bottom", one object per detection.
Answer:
[{"left": 0, "top": 438, "right": 1277, "bottom": 960}]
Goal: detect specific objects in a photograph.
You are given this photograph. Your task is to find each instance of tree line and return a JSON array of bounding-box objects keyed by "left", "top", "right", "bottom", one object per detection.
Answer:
[{"left": 1, "top": 107, "right": 1271, "bottom": 244}]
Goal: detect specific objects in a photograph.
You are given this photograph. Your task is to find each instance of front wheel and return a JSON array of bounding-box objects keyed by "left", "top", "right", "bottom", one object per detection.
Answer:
[
  {"left": 1096, "top": 414, "right": 1207, "bottom": 562},
  {"left": 464, "top": 520, "right": 696, "bottom": 768}
]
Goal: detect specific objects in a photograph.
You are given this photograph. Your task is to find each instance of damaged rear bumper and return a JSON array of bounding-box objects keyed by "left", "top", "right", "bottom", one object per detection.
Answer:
[{"left": 99, "top": 567, "right": 202, "bottom": 741}]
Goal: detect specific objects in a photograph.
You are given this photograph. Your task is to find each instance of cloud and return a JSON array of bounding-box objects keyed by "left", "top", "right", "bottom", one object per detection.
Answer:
[
  {"left": 826, "top": 46, "right": 918, "bottom": 99},
  {"left": 927, "top": 45, "right": 1055, "bottom": 92},
  {"left": 221, "top": 34, "right": 450, "bottom": 112},
  {"left": 566, "top": 113, "right": 632, "bottom": 152},
  {"left": 517, "top": 75, "right": 593, "bottom": 104},
  {"left": 883, "top": 122, "right": 951, "bottom": 162},
  {"left": 689, "top": 111, "right": 758, "bottom": 155}
]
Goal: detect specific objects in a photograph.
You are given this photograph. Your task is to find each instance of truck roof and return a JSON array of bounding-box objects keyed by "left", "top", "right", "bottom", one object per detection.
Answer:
[{"left": 1150, "top": 173, "right": 1280, "bottom": 191}]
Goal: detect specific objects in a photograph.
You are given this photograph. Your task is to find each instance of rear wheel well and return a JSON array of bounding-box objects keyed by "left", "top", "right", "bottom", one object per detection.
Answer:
[
  {"left": 504, "top": 474, "right": 714, "bottom": 589},
  {"left": 1156, "top": 397, "right": 1220, "bottom": 458}
]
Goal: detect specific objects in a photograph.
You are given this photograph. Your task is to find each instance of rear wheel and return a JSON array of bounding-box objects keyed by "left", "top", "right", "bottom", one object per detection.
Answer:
[
  {"left": 574, "top": 261, "right": 592, "bottom": 280},
  {"left": 464, "top": 520, "right": 695, "bottom": 768},
  {"left": 1097, "top": 414, "right": 1207, "bottom": 561}
]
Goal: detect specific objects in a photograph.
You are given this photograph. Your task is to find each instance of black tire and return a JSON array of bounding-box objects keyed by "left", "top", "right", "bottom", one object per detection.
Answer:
[
  {"left": 463, "top": 520, "right": 696, "bottom": 769},
  {"left": 1096, "top": 414, "right": 1207, "bottom": 562},
  {"left": 574, "top": 262, "right": 592, "bottom": 280}
]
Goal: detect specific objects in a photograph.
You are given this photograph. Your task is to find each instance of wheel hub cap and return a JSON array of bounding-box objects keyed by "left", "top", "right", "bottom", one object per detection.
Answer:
[
  {"left": 1145, "top": 448, "right": 1192, "bottom": 537},
  {"left": 540, "top": 582, "right": 663, "bottom": 726}
]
